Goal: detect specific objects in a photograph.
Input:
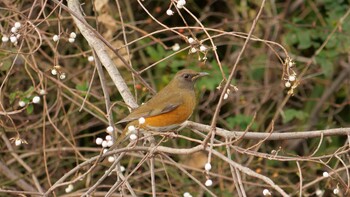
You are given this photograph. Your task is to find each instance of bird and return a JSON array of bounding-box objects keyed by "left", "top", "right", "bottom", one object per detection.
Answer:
[{"left": 112, "top": 69, "right": 208, "bottom": 146}]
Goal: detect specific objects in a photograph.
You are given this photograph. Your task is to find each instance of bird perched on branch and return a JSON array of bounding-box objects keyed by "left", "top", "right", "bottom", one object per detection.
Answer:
[{"left": 112, "top": 69, "right": 208, "bottom": 146}]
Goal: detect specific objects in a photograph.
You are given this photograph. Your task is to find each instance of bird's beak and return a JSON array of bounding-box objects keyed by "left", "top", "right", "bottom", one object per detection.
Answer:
[{"left": 192, "top": 72, "right": 209, "bottom": 81}]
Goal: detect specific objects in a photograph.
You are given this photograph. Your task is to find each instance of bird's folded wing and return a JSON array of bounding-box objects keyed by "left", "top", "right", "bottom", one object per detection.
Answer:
[{"left": 116, "top": 93, "right": 182, "bottom": 124}]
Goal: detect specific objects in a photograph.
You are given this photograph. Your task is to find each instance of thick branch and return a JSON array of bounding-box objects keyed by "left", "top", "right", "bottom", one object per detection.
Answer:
[
  {"left": 186, "top": 121, "right": 350, "bottom": 140},
  {"left": 66, "top": 0, "right": 137, "bottom": 109}
]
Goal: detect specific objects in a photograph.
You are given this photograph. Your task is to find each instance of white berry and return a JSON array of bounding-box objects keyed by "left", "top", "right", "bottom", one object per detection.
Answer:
[
  {"left": 285, "top": 81, "right": 291, "bottom": 88},
  {"left": 183, "top": 192, "right": 192, "bottom": 197},
  {"left": 51, "top": 69, "right": 57, "bottom": 76},
  {"left": 172, "top": 43, "right": 180, "bottom": 51},
  {"left": 69, "top": 32, "right": 77, "bottom": 38},
  {"left": 138, "top": 117, "right": 145, "bottom": 124},
  {"left": 315, "top": 189, "right": 324, "bottom": 196},
  {"left": 53, "top": 35, "right": 59, "bottom": 42},
  {"left": 323, "top": 171, "right": 329, "bottom": 177},
  {"left": 128, "top": 125, "right": 136, "bottom": 132},
  {"left": 288, "top": 60, "right": 294, "bottom": 67},
  {"left": 120, "top": 165, "right": 125, "bottom": 172},
  {"left": 199, "top": 45, "right": 207, "bottom": 52},
  {"left": 166, "top": 9, "right": 174, "bottom": 16},
  {"left": 129, "top": 134, "right": 137, "bottom": 141},
  {"left": 32, "top": 96, "right": 40, "bottom": 104},
  {"left": 333, "top": 188, "right": 339, "bottom": 194},
  {"left": 204, "top": 163, "right": 212, "bottom": 171},
  {"left": 2, "top": 36, "right": 9, "bottom": 42},
  {"left": 10, "top": 35, "right": 17, "bottom": 43},
  {"left": 288, "top": 75, "right": 296, "bottom": 82},
  {"left": 263, "top": 189, "right": 271, "bottom": 196},
  {"left": 87, "top": 56, "right": 94, "bottom": 62},
  {"left": 18, "top": 101, "right": 26, "bottom": 107},
  {"left": 11, "top": 27, "right": 17, "bottom": 33},
  {"left": 106, "top": 126, "right": 114, "bottom": 134},
  {"left": 39, "top": 89, "right": 46, "bottom": 95},
  {"left": 108, "top": 156, "right": 115, "bottom": 162},
  {"left": 188, "top": 37, "right": 194, "bottom": 44},
  {"left": 107, "top": 140, "right": 113, "bottom": 147},
  {"left": 105, "top": 135, "right": 112, "bottom": 141},
  {"left": 68, "top": 38, "right": 75, "bottom": 43},
  {"left": 223, "top": 93, "right": 229, "bottom": 100},
  {"left": 59, "top": 73, "right": 66, "bottom": 80},
  {"left": 102, "top": 140, "right": 108, "bottom": 147},
  {"left": 15, "top": 139, "right": 22, "bottom": 146},
  {"left": 95, "top": 137, "right": 103, "bottom": 145},
  {"left": 177, "top": 0, "right": 186, "bottom": 8},
  {"left": 177, "top": 4, "right": 184, "bottom": 9},
  {"left": 65, "top": 184, "right": 73, "bottom": 193},
  {"left": 14, "top": 22, "right": 21, "bottom": 29},
  {"left": 204, "top": 179, "right": 212, "bottom": 186}
]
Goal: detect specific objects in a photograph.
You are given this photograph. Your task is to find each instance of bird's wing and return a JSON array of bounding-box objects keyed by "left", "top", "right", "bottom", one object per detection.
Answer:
[{"left": 116, "top": 92, "right": 182, "bottom": 124}]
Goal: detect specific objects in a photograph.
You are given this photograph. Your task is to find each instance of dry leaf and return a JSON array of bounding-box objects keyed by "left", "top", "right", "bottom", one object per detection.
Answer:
[
  {"left": 107, "top": 40, "right": 131, "bottom": 68},
  {"left": 94, "top": 0, "right": 109, "bottom": 12},
  {"left": 97, "top": 13, "right": 118, "bottom": 40},
  {"left": 182, "top": 151, "right": 208, "bottom": 169}
]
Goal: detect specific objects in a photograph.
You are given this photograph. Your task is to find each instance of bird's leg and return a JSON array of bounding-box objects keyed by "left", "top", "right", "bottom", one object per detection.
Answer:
[
  {"left": 167, "top": 131, "right": 178, "bottom": 139},
  {"left": 165, "top": 121, "right": 187, "bottom": 139},
  {"left": 143, "top": 131, "right": 156, "bottom": 146},
  {"left": 176, "top": 121, "right": 188, "bottom": 131},
  {"left": 136, "top": 127, "right": 142, "bottom": 145}
]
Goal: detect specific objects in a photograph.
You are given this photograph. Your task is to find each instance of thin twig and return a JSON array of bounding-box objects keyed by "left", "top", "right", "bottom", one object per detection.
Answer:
[
  {"left": 204, "top": 0, "right": 267, "bottom": 165},
  {"left": 211, "top": 148, "right": 289, "bottom": 197},
  {"left": 296, "top": 161, "right": 302, "bottom": 197},
  {"left": 150, "top": 156, "right": 156, "bottom": 197},
  {"left": 0, "top": 161, "right": 38, "bottom": 193},
  {"left": 93, "top": 50, "right": 115, "bottom": 139},
  {"left": 162, "top": 154, "right": 217, "bottom": 197},
  {"left": 226, "top": 141, "right": 245, "bottom": 197},
  {"left": 1, "top": 133, "right": 44, "bottom": 193}
]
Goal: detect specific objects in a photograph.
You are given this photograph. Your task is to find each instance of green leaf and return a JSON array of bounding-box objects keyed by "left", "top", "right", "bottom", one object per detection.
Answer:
[
  {"left": 145, "top": 43, "right": 168, "bottom": 62},
  {"left": 305, "top": 85, "right": 324, "bottom": 113},
  {"left": 76, "top": 83, "right": 88, "bottom": 91},
  {"left": 26, "top": 104, "right": 34, "bottom": 114},
  {"left": 9, "top": 92, "right": 18, "bottom": 104},
  {"left": 325, "top": 36, "right": 337, "bottom": 49},
  {"left": 23, "top": 97, "right": 31, "bottom": 103},
  {"left": 196, "top": 61, "right": 229, "bottom": 91},
  {"left": 315, "top": 55, "right": 334, "bottom": 78},
  {"left": 145, "top": 46, "right": 160, "bottom": 61},
  {"left": 169, "top": 60, "right": 187, "bottom": 71},
  {"left": 284, "top": 31, "right": 298, "bottom": 46},
  {"left": 226, "top": 114, "right": 257, "bottom": 130},
  {"left": 24, "top": 86, "right": 34, "bottom": 96},
  {"left": 296, "top": 30, "right": 312, "bottom": 49},
  {"left": 156, "top": 44, "right": 166, "bottom": 55},
  {"left": 0, "top": 60, "right": 12, "bottom": 71},
  {"left": 282, "top": 109, "right": 308, "bottom": 123},
  {"left": 250, "top": 54, "right": 267, "bottom": 81}
]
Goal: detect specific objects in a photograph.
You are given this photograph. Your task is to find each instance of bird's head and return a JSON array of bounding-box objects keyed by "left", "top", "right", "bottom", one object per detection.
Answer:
[{"left": 172, "top": 69, "right": 209, "bottom": 89}]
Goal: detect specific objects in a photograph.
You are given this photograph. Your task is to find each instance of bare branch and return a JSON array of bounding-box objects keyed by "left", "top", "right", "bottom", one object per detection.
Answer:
[
  {"left": 66, "top": 0, "right": 137, "bottom": 109},
  {"left": 186, "top": 121, "right": 350, "bottom": 140}
]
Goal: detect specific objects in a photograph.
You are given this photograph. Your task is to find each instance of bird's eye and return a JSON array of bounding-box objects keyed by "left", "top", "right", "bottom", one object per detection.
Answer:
[{"left": 183, "top": 74, "right": 191, "bottom": 79}]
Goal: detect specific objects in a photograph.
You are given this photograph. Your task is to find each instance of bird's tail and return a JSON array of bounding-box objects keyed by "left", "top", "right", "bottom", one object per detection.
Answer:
[{"left": 109, "top": 121, "right": 137, "bottom": 150}]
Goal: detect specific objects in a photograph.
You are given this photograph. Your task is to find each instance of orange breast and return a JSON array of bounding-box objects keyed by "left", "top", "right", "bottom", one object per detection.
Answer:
[{"left": 144, "top": 96, "right": 196, "bottom": 130}]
